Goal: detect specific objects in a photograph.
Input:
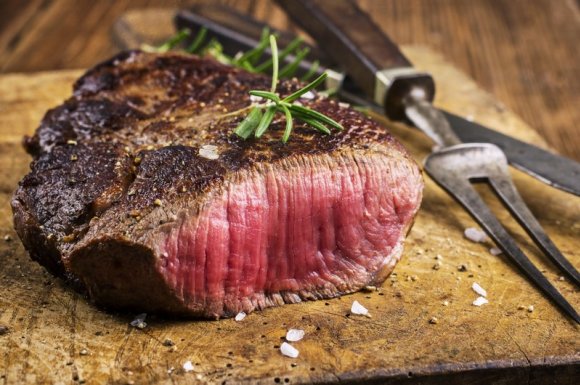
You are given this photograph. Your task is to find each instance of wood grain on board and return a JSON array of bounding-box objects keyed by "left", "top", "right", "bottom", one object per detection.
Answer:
[
  {"left": 0, "top": 41, "right": 579, "bottom": 384},
  {"left": 0, "top": 0, "right": 578, "bottom": 161}
]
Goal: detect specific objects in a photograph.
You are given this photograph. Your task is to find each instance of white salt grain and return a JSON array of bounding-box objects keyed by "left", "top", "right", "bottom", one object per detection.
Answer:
[
  {"left": 234, "top": 312, "right": 246, "bottom": 322},
  {"left": 280, "top": 342, "right": 299, "bottom": 358},
  {"left": 464, "top": 227, "right": 487, "bottom": 243},
  {"left": 472, "top": 296, "right": 489, "bottom": 306},
  {"left": 199, "top": 145, "right": 219, "bottom": 160},
  {"left": 130, "top": 313, "right": 147, "bottom": 329},
  {"left": 351, "top": 300, "right": 369, "bottom": 316},
  {"left": 183, "top": 361, "right": 194, "bottom": 372},
  {"left": 250, "top": 94, "right": 263, "bottom": 103},
  {"left": 300, "top": 91, "right": 315, "bottom": 100},
  {"left": 489, "top": 247, "right": 502, "bottom": 256},
  {"left": 338, "top": 102, "right": 350, "bottom": 109},
  {"left": 472, "top": 282, "right": 487, "bottom": 297},
  {"left": 286, "top": 329, "right": 305, "bottom": 342}
]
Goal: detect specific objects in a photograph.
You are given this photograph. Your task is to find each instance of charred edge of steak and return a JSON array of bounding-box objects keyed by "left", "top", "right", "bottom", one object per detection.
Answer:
[{"left": 12, "top": 142, "right": 134, "bottom": 276}]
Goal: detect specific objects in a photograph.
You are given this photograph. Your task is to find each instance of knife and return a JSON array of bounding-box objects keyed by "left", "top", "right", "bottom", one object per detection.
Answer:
[{"left": 174, "top": 5, "right": 580, "bottom": 196}]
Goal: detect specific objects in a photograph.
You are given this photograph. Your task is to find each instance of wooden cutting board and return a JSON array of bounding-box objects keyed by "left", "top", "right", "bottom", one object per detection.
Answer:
[{"left": 1, "top": 17, "right": 579, "bottom": 385}]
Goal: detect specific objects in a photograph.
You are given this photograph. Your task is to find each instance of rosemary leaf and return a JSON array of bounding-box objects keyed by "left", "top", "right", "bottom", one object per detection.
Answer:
[
  {"left": 202, "top": 39, "right": 233, "bottom": 65},
  {"left": 156, "top": 29, "right": 190, "bottom": 53},
  {"left": 279, "top": 47, "right": 310, "bottom": 79},
  {"left": 240, "top": 61, "right": 258, "bottom": 72},
  {"left": 282, "top": 72, "right": 328, "bottom": 103},
  {"left": 186, "top": 27, "right": 208, "bottom": 54},
  {"left": 255, "top": 37, "right": 303, "bottom": 73},
  {"left": 234, "top": 107, "right": 263, "bottom": 139},
  {"left": 235, "top": 28, "right": 271, "bottom": 65},
  {"left": 295, "top": 115, "right": 331, "bottom": 135},
  {"left": 254, "top": 106, "right": 277, "bottom": 138},
  {"left": 289, "top": 104, "right": 344, "bottom": 130},
  {"left": 301, "top": 60, "right": 320, "bottom": 81},
  {"left": 269, "top": 35, "right": 279, "bottom": 93},
  {"left": 249, "top": 90, "right": 280, "bottom": 103},
  {"left": 281, "top": 105, "right": 293, "bottom": 143}
]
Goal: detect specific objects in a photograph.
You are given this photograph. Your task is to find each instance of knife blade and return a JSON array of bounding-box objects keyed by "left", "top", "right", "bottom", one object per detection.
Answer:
[{"left": 174, "top": 5, "right": 580, "bottom": 196}]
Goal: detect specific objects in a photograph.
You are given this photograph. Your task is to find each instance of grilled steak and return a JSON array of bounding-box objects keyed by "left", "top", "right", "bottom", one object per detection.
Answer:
[{"left": 12, "top": 50, "right": 423, "bottom": 318}]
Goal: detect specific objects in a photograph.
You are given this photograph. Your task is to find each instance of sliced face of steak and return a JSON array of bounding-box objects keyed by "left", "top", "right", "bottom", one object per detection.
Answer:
[{"left": 12, "top": 50, "right": 423, "bottom": 318}]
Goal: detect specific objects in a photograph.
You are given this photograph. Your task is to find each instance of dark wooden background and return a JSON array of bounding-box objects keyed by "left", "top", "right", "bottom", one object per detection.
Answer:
[{"left": 0, "top": 0, "right": 578, "bottom": 160}]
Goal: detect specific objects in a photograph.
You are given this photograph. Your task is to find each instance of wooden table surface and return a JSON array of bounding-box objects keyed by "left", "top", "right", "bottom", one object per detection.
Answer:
[{"left": 0, "top": 0, "right": 578, "bottom": 161}]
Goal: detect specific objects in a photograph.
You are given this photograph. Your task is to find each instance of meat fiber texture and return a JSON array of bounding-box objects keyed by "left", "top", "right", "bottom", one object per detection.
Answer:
[{"left": 12, "top": 51, "right": 423, "bottom": 318}]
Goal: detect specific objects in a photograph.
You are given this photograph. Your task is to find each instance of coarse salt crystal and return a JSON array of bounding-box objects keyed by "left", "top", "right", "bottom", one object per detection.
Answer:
[
  {"left": 130, "top": 313, "right": 147, "bottom": 329},
  {"left": 489, "top": 247, "right": 502, "bottom": 256},
  {"left": 183, "top": 361, "right": 194, "bottom": 372},
  {"left": 300, "top": 91, "right": 315, "bottom": 100},
  {"left": 351, "top": 300, "right": 369, "bottom": 316},
  {"left": 250, "top": 94, "right": 263, "bottom": 103},
  {"left": 338, "top": 102, "right": 350, "bottom": 109},
  {"left": 280, "top": 342, "right": 299, "bottom": 358},
  {"left": 286, "top": 329, "right": 305, "bottom": 342},
  {"left": 234, "top": 312, "right": 246, "bottom": 322},
  {"left": 472, "top": 296, "right": 489, "bottom": 306},
  {"left": 199, "top": 145, "right": 219, "bottom": 160},
  {"left": 472, "top": 282, "right": 487, "bottom": 297},
  {"left": 464, "top": 227, "right": 487, "bottom": 243}
]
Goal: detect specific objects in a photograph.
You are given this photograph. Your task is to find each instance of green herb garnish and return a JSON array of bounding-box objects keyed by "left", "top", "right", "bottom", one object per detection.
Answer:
[
  {"left": 234, "top": 35, "right": 343, "bottom": 143},
  {"left": 146, "top": 30, "right": 343, "bottom": 142}
]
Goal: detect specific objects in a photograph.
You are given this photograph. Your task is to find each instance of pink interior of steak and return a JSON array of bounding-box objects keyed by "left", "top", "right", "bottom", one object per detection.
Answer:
[{"left": 157, "top": 151, "right": 422, "bottom": 317}]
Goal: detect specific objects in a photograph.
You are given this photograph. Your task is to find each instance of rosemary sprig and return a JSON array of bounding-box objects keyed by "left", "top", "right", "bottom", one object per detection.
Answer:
[
  {"left": 145, "top": 30, "right": 342, "bottom": 142},
  {"left": 234, "top": 35, "right": 343, "bottom": 143},
  {"left": 148, "top": 28, "right": 313, "bottom": 80}
]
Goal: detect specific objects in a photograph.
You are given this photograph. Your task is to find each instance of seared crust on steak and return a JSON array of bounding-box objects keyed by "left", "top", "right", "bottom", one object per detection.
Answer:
[{"left": 12, "top": 50, "right": 422, "bottom": 317}]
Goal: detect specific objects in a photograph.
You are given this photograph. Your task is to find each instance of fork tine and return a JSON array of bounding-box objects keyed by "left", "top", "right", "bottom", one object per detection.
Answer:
[
  {"left": 490, "top": 175, "right": 580, "bottom": 287},
  {"left": 425, "top": 146, "right": 580, "bottom": 324}
]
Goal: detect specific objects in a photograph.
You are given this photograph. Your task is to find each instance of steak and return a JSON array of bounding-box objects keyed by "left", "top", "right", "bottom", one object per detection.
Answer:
[{"left": 12, "top": 50, "right": 423, "bottom": 318}]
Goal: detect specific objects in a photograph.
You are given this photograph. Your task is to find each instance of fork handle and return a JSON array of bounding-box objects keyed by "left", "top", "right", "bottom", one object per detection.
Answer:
[{"left": 276, "top": 0, "right": 435, "bottom": 120}]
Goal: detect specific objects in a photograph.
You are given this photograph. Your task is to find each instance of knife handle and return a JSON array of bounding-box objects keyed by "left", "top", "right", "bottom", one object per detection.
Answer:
[{"left": 276, "top": 0, "right": 435, "bottom": 120}]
